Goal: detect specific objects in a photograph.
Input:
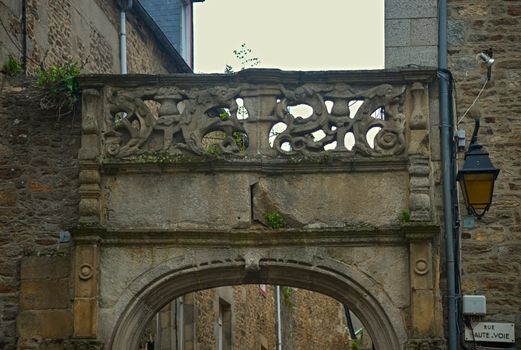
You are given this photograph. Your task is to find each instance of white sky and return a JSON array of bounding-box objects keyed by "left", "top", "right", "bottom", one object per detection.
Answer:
[{"left": 193, "top": 0, "right": 384, "bottom": 73}]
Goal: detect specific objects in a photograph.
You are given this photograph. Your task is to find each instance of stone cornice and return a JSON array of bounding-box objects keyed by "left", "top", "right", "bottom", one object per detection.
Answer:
[
  {"left": 72, "top": 224, "right": 440, "bottom": 246},
  {"left": 77, "top": 68, "right": 438, "bottom": 89},
  {"left": 99, "top": 157, "right": 409, "bottom": 174}
]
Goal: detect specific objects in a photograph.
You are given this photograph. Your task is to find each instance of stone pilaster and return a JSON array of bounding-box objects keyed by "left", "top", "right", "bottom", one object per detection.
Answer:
[
  {"left": 408, "top": 156, "right": 432, "bottom": 221},
  {"left": 73, "top": 241, "right": 100, "bottom": 338},
  {"left": 78, "top": 89, "right": 102, "bottom": 225}
]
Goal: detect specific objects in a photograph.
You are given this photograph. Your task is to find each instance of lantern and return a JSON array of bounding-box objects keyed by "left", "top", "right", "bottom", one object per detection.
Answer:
[{"left": 456, "top": 121, "right": 500, "bottom": 219}]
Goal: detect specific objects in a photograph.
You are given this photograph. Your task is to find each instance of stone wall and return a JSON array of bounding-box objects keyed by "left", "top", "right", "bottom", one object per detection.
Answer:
[
  {"left": 448, "top": 0, "right": 521, "bottom": 344},
  {"left": 281, "top": 288, "right": 351, "bottom": 350},
  {"left": 17, "top": 256, "right": 72, "bottom": 349},
  {"left": 385, "top": 0, "right": 438, "bottom": 67},
  {"left": 1, "top": 0, "right": 181, "bottom": 75},
  {"left": 0, "top": 77, "right": 81, "bottom": 349},
  {"left": 148, "top": 285, "right": 350, "bottom": 350}
]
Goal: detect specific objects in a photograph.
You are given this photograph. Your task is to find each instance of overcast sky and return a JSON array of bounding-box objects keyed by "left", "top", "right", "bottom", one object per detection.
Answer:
[{"left": 193, "top": 0, "right": 384, "bottom": 73}]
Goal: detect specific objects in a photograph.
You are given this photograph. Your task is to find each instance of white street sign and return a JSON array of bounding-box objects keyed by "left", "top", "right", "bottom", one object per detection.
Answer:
[{"left": 465, "top": 322, "right": 515, "bottom": 343}]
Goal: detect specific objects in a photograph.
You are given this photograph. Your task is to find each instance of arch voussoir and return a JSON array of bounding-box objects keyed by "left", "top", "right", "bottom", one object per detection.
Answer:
[{"left": 105, "top": 248, "right": 406, "bottom": 350}]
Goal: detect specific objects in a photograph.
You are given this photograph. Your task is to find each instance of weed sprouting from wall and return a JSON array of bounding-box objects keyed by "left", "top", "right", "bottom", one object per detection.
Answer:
[{"left": 36, "top": 62, "right": 80, "bottom": 119}]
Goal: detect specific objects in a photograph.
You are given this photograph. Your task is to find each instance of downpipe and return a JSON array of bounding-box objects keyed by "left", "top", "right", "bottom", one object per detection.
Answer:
[
  {"left": 119, "top": 0, "right": 133, "bottom": 74},
  {"left": 276, "top": 286, "right": 283, "bottom": 350},
  {"left": 439, "top": 0, "right": 458, "bottom": 349}
]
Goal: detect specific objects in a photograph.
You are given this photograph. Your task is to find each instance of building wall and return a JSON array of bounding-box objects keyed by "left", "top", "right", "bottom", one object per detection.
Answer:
[
  {"left": 146, "top": 285, "right": 350, "bottom": 350},
  {"left": 447, "top": 0, "right": 521, "bottom": 344},
  {"left": 386, "top": 0, "right": 521, "bottom": 344},
  {"left": 281, "top": 288, "right": 351, "bottom": 350},
  {"left": 0, "top": 79, "right": 81, "bottom": 349},
  {"left": 0, "top": 0, "right": 181, "bottom": 75},
  {"left": 385, "top": 0, "right": 438, "bottom": 67}
]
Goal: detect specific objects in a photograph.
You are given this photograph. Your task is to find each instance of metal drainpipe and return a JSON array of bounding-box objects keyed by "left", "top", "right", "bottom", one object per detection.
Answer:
[
  {"left": 276, "top": 286, "right": 283, "bottom": 350},
  {"left": 119, "top": 0, "right": 133, "bottom": 74},
  {"left": 439, "top": 0, "right": 458, "bottom": 349},
  {"left": 22, "top": 0, "right": 27, "bottom": 73}
]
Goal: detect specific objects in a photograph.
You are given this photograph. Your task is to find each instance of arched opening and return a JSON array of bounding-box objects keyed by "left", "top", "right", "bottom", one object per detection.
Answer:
[
  {"left": 138, "top": 285, "right": 372, "bottom": 350},
  {"left": 106, "top": 253, "right": 406, "bottom": 350}
]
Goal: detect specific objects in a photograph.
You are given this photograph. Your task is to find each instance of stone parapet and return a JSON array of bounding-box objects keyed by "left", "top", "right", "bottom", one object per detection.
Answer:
[{"left": 76, "top": 69, "right": 439, "bottom": 231}]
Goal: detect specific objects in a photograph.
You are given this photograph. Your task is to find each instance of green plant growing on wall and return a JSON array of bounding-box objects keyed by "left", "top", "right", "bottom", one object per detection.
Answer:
[
  {"left": 351, "top": 340, "right": 360, "bottom": 350},
  {"left": 213, "top": 110, "right": 247, "bottom": 152},
  {"left": 206, "top": 144, "right": 223, "bottom": 157},
  {"left": 399, "top": 209, "right": 410, "bottom": 223},
  {"left": 36, "top": 61, "right": 80, "bottom": 118},
  {"left": 281, "top": 286, "right": 294, "bottom": 308},
  {"left": 265, "top": 212, "right": 286, "bottom": 229},
  {"left": 2, "top": 56, "right": 22, "bottom": 76},
  {"left": 225, "top": 43, "right": 261, "bottom": 73}
]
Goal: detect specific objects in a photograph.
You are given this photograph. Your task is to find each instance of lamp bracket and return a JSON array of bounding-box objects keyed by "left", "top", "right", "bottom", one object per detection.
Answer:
[{"left": 469, "top": 118, "right": 480, "bottom": 147}]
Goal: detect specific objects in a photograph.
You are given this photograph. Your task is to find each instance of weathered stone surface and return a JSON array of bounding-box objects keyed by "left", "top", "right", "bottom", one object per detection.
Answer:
[
  {"left": 386, "top": 46, "right": 438, "bottom": 68},
  {"left": 253, "top": 172, "right": 409, "bottom": 228},
  {"left": 0, "top": 79, "right": 80, "bottom": 349},
  {"left": 20, "top": 279, "right": 70, "bottom": 310},
  {"left": 327, "top": 246, "right": 410, "bottom": 309},
  {"left": 386, "top": 19, "right": 411, "bottom": 47},
  {"left": 385, "top": 0, "right": 437, "bottom": 19},
  {"left": 21, "top": 256, "right": 70, "bottom": 280},
  {"left": 103, "top": 173, "right": 252, "bottom": 230},
  {"left": 411, "top": 18, "right": 438, "bottom": 46},
  {"left": 17, "top": 310, "right": 73, "bottom": 339},
  {"left": 73, "top": 299, "right": 97, "bottom": 338},
  {"left": 1, "top": 0, "right": 182, "bottom": 76}
]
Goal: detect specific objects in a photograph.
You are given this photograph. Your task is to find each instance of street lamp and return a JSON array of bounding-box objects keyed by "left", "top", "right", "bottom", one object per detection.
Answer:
[{"left": 456, "top": 118, "right": 500, "bottom": 219}]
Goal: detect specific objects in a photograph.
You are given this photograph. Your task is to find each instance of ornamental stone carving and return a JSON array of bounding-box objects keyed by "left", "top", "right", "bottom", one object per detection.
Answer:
[
  {"left": 104, "top": 86, "right": 245, "bottom": 157},
  {"left": 93, "top": 75, "right": 421, "bottom": 161},
  {"left": 410, "top": 82, "right": 427, "bottom": 130},
  {"left": 272, "top": 83, "right": 407, "bottom": 156}
]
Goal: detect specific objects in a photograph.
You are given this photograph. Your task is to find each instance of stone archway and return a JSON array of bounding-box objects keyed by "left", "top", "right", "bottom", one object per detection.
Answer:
[
  {"left": 104, "top": 249, "right": 406, "bottom": 350},
  {"left": 72, "top": 70, "right": 445, "bottom": 350}
]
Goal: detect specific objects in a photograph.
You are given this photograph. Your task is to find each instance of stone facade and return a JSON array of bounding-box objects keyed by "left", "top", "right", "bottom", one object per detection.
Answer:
[
  {"left": 385, "top": 0, "right": 521, "bottom": 346},
  {"left": 1, "top": 70, "right": 443, "bottom": 350},
  {"left": 0, "top": 0, "right": 186, "bottom": 75},
  {"left": 448, "top": 0, "right": 521, "bottom": 345},
  {"left": 385, "top": 0, "right": 438, "bottom": 68},
  {"left": 73, "top": 69, "right": 443, "bottom": 350},
  {"left": 0, "top": 79, "right": 81, "bottom": 349},
  {"left": 143, "top": 286, "right": 350, "bottom": 350},
  {"left": 5, "top": 1, "right": 521, "bottom": 349}
]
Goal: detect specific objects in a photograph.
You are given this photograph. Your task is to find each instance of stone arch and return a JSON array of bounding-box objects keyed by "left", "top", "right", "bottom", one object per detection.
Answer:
[{"left": 104, "top": 249, "right": 407, "bottom": 350}]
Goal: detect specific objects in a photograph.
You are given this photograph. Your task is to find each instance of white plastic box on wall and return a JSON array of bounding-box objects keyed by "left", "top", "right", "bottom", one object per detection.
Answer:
[{"left": 463, "top": 295, "right": 486, "bottom": 316}]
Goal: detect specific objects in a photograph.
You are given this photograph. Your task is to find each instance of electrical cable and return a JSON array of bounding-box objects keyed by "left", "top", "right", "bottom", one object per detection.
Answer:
[
  {"left": 457, "top": 79, "right": 488, "bottom": 125},
  {"left": 0, "top": 10, "right": 40, "bottom": 68},
  {"left": 0, "top": 14, "right": 21, "bottom": 51}
]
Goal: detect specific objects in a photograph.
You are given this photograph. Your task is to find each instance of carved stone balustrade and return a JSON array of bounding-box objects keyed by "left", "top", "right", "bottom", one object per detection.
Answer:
[{"left": 79, "top": 68, "right": 435, "bottom": 159}]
